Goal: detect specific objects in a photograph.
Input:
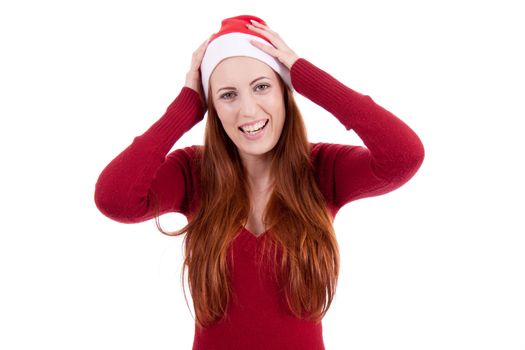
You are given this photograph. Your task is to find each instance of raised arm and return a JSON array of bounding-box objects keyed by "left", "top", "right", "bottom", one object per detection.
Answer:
[
  {"left": 93, "top": 87, "right": 205, "bottom": 223},
  {"left": 292, "top": 58, "right": 425, "bottom": 210},
  {"left": 94, "top": 38, "right": 210, "bottom": 223}
]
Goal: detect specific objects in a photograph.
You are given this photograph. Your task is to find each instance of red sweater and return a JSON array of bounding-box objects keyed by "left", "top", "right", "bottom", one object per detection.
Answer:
[{"left": 94, "top": 58, "right": 424, "bottom": 349}]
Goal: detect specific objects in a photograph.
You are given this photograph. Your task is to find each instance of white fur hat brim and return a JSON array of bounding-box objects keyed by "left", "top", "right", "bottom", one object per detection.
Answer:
[{"left": 200, "top": 32, "right": 293, "bottom": 102}]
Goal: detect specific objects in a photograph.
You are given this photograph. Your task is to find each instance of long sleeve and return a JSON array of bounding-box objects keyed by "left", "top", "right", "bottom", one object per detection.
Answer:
[
  {"left": 94, "top": 87, "right": 206, "bottom": 223},
  {"left": 290, "top": 58, "right": 425, "bottom": 210}
]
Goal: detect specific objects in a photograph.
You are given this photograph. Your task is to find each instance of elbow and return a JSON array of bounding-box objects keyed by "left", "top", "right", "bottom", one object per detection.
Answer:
[
  {"left": 94, "top": 185, "right": 121, "bottom": 222},
  {"left": 94, "top": 184, "right": 154, "bottom": 224},
  {"left": 93, "top": 182, "right": 133, "bottom": 224},
  {"left": 413, "top": 135, "right": 426, "bottom": 170},
  {"left": 375, "top": 137, "right": 425, "bottom": 185},
  {"left": 409, "top": 136, "right": 425, "bottom": 171},
  {"left": 396, "top": 137, "right": 425, "bottom": 183}
]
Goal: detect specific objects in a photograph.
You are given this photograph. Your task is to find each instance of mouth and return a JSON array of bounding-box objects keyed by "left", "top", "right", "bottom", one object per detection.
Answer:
[{"left": 238, "top": 119, "right": 269, "bottom": 134}]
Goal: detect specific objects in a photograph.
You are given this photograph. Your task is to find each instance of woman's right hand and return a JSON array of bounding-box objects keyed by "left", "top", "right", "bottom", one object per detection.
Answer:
[{"left": 185, "top": 38, "right": 210, "bottom": 109}]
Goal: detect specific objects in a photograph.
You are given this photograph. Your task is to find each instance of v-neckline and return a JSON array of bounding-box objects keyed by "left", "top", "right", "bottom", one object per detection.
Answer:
[
  {"left": 235, "top": 226, "right": 270, "bottom": 255},
  {"left": 242, "top": 226, "right": 269, "bottom": 239}
]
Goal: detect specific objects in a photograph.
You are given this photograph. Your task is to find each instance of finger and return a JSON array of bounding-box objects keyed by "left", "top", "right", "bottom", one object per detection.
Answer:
[
  {"left": 249, "top": 19, "right": 272, "bottom": 32},
  {"left": 193, "top": 38, "right": 210, "bottom": 62},
  {"left": 250, "top": 39, "right": 279, "bottom": 57},
  {"left": 249, "top": 19, "right": 278, "bottom": 37},
  {"left": 246, "top": 24, "right": 282, "bottom": 45},
  {"left": 249, "top": 19, "right": 268, "bottom": 28},
  {"left": 246, "top": 23, "right": 279, "bottom": 44},
  {"left": 247, "top": 22, "right": 272, "bottom": 37},
  {"left": 198, "top": 39, "right": 209, "bottom": 55},
  {"left": 199, "top": 38, "right": 210, "bottom": 52},
  {"left": 192, "top": 40, "right": 207, "bottom": 59}
]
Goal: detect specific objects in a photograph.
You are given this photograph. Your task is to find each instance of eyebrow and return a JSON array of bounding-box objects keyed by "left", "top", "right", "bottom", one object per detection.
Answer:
[{"left": 216, "top": 76, "right": 270, "bottom": 95}]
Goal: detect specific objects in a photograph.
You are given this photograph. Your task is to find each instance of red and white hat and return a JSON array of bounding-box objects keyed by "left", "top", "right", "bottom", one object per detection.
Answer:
[{"left": 200, "top": 15, "right": 293, "bottom": 101}]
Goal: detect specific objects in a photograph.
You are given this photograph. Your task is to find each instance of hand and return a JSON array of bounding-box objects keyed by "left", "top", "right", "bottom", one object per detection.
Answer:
[
  {"left": 185, "top": 37, "right": 210, "bottom": 109},
  {"left": 246, "top": 19, "right": 300, "bottom": 70}
]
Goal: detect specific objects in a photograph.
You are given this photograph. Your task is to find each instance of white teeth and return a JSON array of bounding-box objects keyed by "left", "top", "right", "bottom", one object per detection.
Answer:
[{"left": 241, "top": 120, "right": 267, "bottom": 133}]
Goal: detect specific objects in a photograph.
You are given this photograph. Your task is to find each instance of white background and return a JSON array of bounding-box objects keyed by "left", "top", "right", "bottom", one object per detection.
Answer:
[{"left": 1, "top": 0, "right": 524, "bottom": 349}]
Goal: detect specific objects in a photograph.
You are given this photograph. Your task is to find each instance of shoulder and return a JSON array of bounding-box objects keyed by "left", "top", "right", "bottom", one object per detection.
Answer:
[
  {"left": 309, "top": 142, "right": 359, "bottom": 217},
  {"left": 165, "top": 145, "right": 203, "bottom": 217},
  {"left": 165, "top": 145, "right": 203, "bottom": 178},
  {"left": 166, "top": 144, "right": 203, "bottom": 161}
]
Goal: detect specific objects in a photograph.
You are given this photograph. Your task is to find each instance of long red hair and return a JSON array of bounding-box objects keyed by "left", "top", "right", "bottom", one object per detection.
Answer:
[{"left": 153, "top": 75, "right": 340, "bottom": 329}]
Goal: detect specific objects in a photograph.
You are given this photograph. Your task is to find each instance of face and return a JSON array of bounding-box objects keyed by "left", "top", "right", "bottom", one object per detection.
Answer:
[{"left": 209, "top": 56, "right": 286, "bottom": 162}]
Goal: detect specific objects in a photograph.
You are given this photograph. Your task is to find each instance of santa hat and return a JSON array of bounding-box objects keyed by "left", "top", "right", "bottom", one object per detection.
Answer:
[{"left": 200, "top": 15, "right": 293, "bottom": 101}]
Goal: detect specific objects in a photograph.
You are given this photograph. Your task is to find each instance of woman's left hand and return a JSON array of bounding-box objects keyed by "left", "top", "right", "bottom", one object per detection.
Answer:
[{"left": 246, "top": 19, "right": 300, "bottom": 70}]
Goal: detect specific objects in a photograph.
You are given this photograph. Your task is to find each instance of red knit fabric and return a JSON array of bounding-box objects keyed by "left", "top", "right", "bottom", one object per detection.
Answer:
[{"left": 94, "top": 58, "right": 425, "bottom": 349}]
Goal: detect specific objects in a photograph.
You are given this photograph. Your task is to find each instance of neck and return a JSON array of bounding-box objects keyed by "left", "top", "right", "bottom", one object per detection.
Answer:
[{"left": 241, "top": 152, "right": 273, "bottom": 191}]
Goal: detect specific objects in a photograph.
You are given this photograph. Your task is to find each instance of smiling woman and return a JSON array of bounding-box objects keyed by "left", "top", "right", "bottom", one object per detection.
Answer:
[
  {"left": 209, "top": 56, "right": 286, "bottom": 161},
  {"left": 93, "top": 14, "right": 425, "bottom": 350}
]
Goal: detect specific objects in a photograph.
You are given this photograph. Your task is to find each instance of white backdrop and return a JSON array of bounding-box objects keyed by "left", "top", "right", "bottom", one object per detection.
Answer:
[{"left": 1, "top": 0, "right": 524, "bottom": 349}]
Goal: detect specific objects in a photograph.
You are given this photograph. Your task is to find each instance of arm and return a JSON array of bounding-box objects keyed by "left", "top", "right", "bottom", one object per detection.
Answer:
[
  {"left": 291, "top": 58, "right": 425, "bottom": 209},
  {"left": 93, "top": 87, "right": 205, "bottom": 223}
]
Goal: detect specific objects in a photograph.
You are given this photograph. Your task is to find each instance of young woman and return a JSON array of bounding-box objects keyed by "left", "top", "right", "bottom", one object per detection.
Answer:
[{"left": 94, "top": 14, "right": 425, "bottom": 350}]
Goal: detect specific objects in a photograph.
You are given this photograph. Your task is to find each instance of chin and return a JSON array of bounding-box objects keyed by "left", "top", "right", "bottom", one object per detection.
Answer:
[{"left": 236, "top": 138, "right": 277, "bottom": 158}]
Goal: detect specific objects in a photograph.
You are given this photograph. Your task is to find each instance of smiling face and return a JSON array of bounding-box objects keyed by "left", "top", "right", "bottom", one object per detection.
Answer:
[{"left": 209, "top": 56, "right": 286, "bottom": 163}]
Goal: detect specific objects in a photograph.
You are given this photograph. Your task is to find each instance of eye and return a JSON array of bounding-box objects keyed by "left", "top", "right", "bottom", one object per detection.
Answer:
[
  {"left": 255, "top": 83, "right": 270, "bottom": 91},
  {"left": 220, "top": 91, "right": 236, "bottom": 100}
]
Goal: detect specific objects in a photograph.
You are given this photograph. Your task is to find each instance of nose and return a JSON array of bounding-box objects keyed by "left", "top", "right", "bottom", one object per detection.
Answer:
[{"left": 239, "top": 93, "right": 258, "bottom": 117}]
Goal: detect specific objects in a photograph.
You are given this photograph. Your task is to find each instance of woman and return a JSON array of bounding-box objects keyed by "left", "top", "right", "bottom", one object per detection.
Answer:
[{"left": 94, "top": 14, "right": 425, "bottom": 350}]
